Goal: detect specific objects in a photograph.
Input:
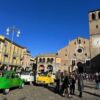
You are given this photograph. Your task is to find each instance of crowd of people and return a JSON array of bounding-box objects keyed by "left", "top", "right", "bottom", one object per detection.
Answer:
[
  {"left": 55, "top": 70, "right": 84, "bottom": 98},
  {"left": 81, "top": 72, "right": 100, "bottom": 89},
  {"left": 55, "top": 70, "right": 100, "bottom": 98}
]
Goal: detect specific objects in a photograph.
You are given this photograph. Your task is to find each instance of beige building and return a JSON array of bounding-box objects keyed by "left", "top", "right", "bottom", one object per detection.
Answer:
[
  {"left": 30, "top": 57, "right": 36, "bottom": 67},
  {"left": 89, "top": 9, "right": 100, "bottom": 72},
  {"left": 36, "top": 37, "right": 90, "bottom": 73},
  {"left": 0, "top": 35, "right": 24, "bottom": 70},
  {"left": 36, "top": 54, "right": 61, "bottom": 73},
  {"left": 89, "top": 10, "right": 100, "bottom": 58},
  {"left": 58, "top": 37, "right": 90, "bottom": 73},
  {"left": 22, "top": 48, "right": 31, "bottom": 69}
]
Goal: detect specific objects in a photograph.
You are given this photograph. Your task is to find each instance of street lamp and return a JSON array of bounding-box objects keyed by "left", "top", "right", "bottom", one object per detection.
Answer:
[{"left": 6, "top": 26, "right": 21, "bottom": 70}]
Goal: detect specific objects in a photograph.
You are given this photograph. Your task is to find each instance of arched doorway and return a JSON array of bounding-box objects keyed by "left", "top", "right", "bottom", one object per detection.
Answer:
[
  {"left": 47, "top": 65, "right": 53, "bottom": 72},
  {"left": 77, "top": 62, "right": 84, "bottom": 73},
  {"left": 39, "top": 65, "right": 45, "bottom": 72}
]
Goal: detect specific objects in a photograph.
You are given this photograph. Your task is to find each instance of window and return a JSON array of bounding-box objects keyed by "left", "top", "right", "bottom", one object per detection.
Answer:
[
  {"left": 43, "top": 58, "right": 45, "bottom": 63},
  {"left": 72, "top": 60, "right": 75, "bottom": 66},
  {"left": 50, "top": 58, "right": 54, "bottom": 63},
  {"left": 65, "top": 54, "right": 67, "bottom": 56},
  {"left": 84, "top": 41, "right": 85, "bottom": 44},
  {"left": 78, "top": 39, "right": 81, "bottom": 44},
  {"left": 74, "top": 42, "right": 76, "bottom": 45},
  {"left": 4, "top": 54, "right": 8, "bottom": 57},
  {"left": 92, "top": 13, "right": 96, "bottom": 20},
  {"left": 74, "top": 53, "right": 76, "bottom": 56},
  {"left": 96, "top": 25, "right": 98, "bottom": 29},
  {"left": 39, "top": 58, "right": 42, "bottom": 62},
  {"left": 77, "top": 48, "right": 82, "bottom": 53},
  {"left": 47, "top": 58, "right": 50, "bottom": 63},
  {"left": 85, "top": 53, "right": 87, "bottom": 56},
  {"left": 98, "top": 12, "right": 100, "bottom": 19}
]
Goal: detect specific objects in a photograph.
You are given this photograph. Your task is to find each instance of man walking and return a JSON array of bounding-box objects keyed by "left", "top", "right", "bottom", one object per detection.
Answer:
[
  {"left": 55, "top": 70, "right": 61, "bottom": 93},
  {"left": 78, "top": 73, "right": 84, "bottom": 97}
]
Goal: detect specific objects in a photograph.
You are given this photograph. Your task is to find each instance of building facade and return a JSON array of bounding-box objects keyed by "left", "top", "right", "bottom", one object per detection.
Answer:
[
  {"left": 22, "top": 48, "right": 31, "bottom": 69},
  {"left": 89, "top": 9, "right": 100, "bottom": 72},
  {"left": 36, "top": 54, "right": 61, "bottom": 73},
  {"left": 0, "top": 35, "right": 24, "bottom": 70},
  {"left": 58, "top": 37, "right": 90, "bottom": 73}
]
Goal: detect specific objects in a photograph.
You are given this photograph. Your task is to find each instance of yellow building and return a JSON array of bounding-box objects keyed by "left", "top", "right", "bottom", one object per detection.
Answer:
[{"left": 0, "top": 35, "right": 24, "bottom": 70}]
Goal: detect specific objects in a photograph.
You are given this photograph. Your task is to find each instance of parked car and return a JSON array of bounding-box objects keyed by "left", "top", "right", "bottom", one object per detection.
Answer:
[
  {"left": 20, "top": 71, "right": 34, "bottom": 85},
  {"left": 36, "top": 72, "right": 54, "bottom": 85},
  {"left": 0, "top": 71, "right": 24, "bottom": 94}
]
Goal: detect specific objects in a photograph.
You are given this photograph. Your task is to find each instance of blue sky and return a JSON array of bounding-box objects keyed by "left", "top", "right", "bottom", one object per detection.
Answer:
[{"left": 0, "top": 0, "right": 100, "bottom": 56}]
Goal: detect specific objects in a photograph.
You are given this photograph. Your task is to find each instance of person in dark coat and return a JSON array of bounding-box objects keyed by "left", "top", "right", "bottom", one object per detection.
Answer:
[
  {"left": 62, "top": 74, "right": 71, "bottom": 97},
  {"left": 70, "top": 75, "right": 76, "bottom": 95},
  {"left": 55, "top": 70, "right": 61, "bottom": 93},
  {"left": 78, "top": 74, "right": 84, "bottom": 97}
]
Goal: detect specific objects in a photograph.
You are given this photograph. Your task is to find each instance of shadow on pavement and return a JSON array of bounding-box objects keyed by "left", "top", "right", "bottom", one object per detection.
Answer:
[
  {"left": 83, "top": 90, "right": 100, "bottom": 97},
  {"left": 44, "top": 85, "right": 56, "bottom": 93},
  {"left": 84, "top": 85, "right": 95, "bottom": 89}
]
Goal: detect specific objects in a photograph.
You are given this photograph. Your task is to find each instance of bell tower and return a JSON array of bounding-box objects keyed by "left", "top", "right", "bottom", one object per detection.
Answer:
[
  {"left": 89, "top": 10, "right": 100, "bottom": 58},
  {"left": 89, "top": 10, "right": 100, "bottom": 35}
]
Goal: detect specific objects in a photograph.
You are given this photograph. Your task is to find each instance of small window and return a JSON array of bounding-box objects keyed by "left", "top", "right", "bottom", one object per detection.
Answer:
[
  {"left": 92, "top": 13, "right": 96, "bottom": 20},
  {"left": 77, "top": 48, "right": 82, "bottom": 53},
  {"left": 50, "top": 58, "right": 54, "bottom": 63},
  {"left": 72, "top": 60, "right": 75, "bottom": 66},
  {"left": 74, "top": 53, "right": 76, "bottom": 56},
  {"left": 39, "top": 58, "right": 42, "bottom": 62},
  {"left": 74, "top": 42, "right": 76, "bottom": 45},
  {"left": 78, "top": 39, "right": 81, "bottom": 44},
  {"left": 84, "top": 41, "right": 85, "bottom": 44},
  {"left": 65, "top": 54, "right": 67, "bottom": 56},
  {"left": 96, "top": 25, "right": 98, "bottom": 29},
  {"left": 47, "top": 58, "right": 50, "bottom": 63},
  {"left": 43, "top": 58, "right": 45, "bottom": 62},
  {"left": 85, "top": 53, "right": 87, "bottom": 56}
]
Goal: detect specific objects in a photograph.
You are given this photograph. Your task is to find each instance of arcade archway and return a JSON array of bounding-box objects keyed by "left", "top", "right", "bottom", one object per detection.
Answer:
[
  {"left": 39, "top": 65, "right": 45, "bottom": 72},
  {"left": 47, "top": 65, "right": 53, "bottom": 72}
]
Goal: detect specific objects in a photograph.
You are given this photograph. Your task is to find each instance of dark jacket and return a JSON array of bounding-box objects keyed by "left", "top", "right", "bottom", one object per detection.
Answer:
[
  {"left": 62, "top": 76, "right": 70, "bottom": 88},
  {"left": 70, "top": 78, "right": 76, "bottom": 86}
]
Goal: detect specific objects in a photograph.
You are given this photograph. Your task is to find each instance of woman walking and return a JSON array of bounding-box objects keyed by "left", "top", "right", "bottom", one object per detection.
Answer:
[
  {"left": 61, "top": 73, "right": 71, "bottom": 98},
  {"left": 70, "top": 75, "right": 76, "bottom": 95}
]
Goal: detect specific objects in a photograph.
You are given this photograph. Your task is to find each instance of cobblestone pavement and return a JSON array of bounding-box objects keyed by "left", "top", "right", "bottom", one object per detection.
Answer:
[
  {"left": 0, "top": 83, "right": 100, "bottom": 100},
  {"left": 83, "top": 80, "right": 100, "bottom": 97}
]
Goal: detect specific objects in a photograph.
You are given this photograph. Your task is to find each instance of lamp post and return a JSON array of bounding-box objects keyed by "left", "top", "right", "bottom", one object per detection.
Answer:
[{"left": 6, "top": 26, "right": 21, "bottom": 70}]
